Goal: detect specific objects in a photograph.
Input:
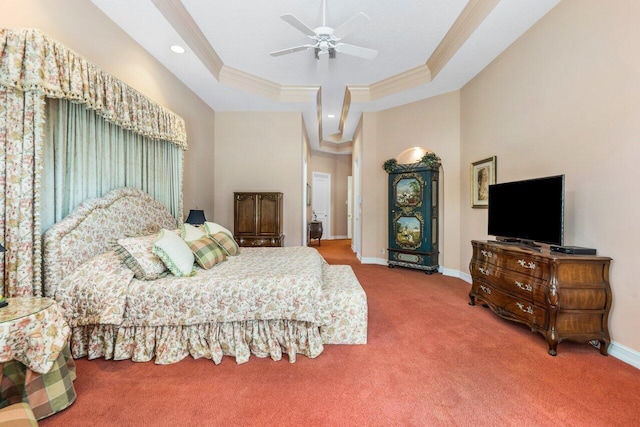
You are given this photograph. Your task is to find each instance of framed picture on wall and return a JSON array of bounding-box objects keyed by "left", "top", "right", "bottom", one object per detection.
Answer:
[
  {"left": 471, "top": 156, "right": 496, "bottom": 208},
  {"left": 306, "top": 183, "right": 311, "bottom": 206}
]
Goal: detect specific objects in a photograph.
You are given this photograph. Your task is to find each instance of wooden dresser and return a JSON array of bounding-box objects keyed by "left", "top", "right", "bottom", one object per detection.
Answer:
[
  {"left": 469, "top": 240, "right": 611, "bottom": 356},
  {"left": 233, "top": 192, "right": 284, "bottom": 247}
]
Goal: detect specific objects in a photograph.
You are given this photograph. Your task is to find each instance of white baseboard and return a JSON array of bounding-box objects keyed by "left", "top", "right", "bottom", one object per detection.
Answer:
[
  {"left": 608, "top": 341, "right": 640, "bottom": 369},
  {"left": 360, "top": 256, "right": 388, "bottom": 266}
]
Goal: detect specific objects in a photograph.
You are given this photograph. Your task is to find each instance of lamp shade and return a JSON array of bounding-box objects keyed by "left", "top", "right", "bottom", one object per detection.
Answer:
[{"left": 185, "top": 209, "right": 206, "bottom": 225}]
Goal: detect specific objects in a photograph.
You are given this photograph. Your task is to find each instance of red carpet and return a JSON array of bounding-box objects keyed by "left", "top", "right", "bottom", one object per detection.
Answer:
[{"left": 41, "top": 240, "right": 640, "bottom": 426}]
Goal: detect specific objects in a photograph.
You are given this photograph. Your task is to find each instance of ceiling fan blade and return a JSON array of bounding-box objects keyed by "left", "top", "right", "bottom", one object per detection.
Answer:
[
  {"left": 270, "top": 45, "right": 313, "bottom": 57},
  {"left": 280, "top": 14, "right": 317, "bottom": 37},
  {"left": 334, "top": 43, "right": 378, "bottom": 60},
  {"left": 332, "top": 12, "right": 371, "bottom": 40}
]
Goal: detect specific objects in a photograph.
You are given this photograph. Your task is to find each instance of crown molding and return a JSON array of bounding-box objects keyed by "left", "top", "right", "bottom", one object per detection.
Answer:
[
  {"left": 427, "top": 0, "right": 501, "bottom": 79},
  {"left": 280, "top": 85, "right": 320, "bottom": 103},
  {"left": 338, "top": 87, "right": 351, "bottom": 133},
  {"left": 319, "top": 139, "right": 353, "bottom": 153},
  {"left": 219, "top": 66, "right": 281, "bottom": 100},
  {"left": 151, "top": 0, "right": 223, "bottom": 80},
  {"left": 369, "top": 64, "right": 432, "bottom": 100}
]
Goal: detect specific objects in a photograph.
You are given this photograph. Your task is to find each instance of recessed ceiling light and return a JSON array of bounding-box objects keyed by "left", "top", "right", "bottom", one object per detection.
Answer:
[
  {"left": 170, "top": 45, "right": 186, "bottom": 54},
  {"left": 327, "top": 114, "right": 335, "bottom": 118}
]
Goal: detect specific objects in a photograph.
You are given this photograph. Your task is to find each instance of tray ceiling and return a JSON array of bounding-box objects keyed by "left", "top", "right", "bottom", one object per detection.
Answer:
[{"left": 92, "top": 0, "right": 560, "bottom": 153}]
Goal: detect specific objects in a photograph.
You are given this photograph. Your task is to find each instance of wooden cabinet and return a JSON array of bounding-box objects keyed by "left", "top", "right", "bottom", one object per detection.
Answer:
[
  {"left": 386, "top": 163, "right": 439, "bottom": 273},
  {"left": 469, "top": 240, "right": 612, "bottom": 356},
  {"left": 234, "top": 192, "right": 284, "bottom": 247}
]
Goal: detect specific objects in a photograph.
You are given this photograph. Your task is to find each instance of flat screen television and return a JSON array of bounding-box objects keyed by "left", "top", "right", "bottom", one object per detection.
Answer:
[{"left": 488, "top": 175, "right": 564, "bottom": 246}]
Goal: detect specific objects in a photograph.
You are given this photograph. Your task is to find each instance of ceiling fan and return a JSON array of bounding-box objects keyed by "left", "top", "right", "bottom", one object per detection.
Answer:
[{"left": 270, "top": 0, "right": 378, "bottom": 60}]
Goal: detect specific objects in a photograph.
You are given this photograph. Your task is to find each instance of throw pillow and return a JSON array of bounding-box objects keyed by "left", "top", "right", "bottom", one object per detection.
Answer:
[
  {"left": 203, "top": 221, "right": 233, "bottom": 238},
  {"left": 153, "top": 229, "right": 196, "bottom": 277},
  {"left": 210, "top": 231, "right": 240, "bottom": 256},
  {"left": 186, "top": 235, "right": 227, "bottom": 269},
  {"left": 115, "top": 233, "right": 168, "bottom": 280},
  {"left": 180, "top": 222, "right": 206, "bottom": 243}
]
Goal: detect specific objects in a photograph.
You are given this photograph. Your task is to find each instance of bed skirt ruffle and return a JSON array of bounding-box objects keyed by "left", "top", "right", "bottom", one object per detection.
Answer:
[{"left": 69, "top": 320, "right": 325, "bottom": 365}]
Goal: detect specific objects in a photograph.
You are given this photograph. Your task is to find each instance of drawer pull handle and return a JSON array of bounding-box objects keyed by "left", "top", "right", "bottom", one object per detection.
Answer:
[
  {"left": 516, "top": 302, "right": 534, "bottom": 315},
  {"left": 478, "top": 267, "right": 491, "bottom": 276},
  {"left": 515, "top": 280, "right": 533, "bottom": 292},
  {"left": 481, "top": 250, "right": 493, "bottom": 258},
  {"left": 518, "top": 259, "right": 536, "bottom": 269},
  {"left": 480, "top": 285, "right": 492, "bottom": 295}
]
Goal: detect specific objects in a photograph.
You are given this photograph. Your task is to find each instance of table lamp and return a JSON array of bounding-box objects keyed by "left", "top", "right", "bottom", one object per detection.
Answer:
[{"left": 185, "top": 209, "right": 206, "bottom": 225}]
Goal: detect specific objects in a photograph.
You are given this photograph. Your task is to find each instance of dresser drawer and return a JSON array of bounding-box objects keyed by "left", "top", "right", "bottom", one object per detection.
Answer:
[
  {"left": 470, "top": 261, "right": 546, "bottom": 304},
  {"left": 236, "top": 235, "right": 284, "bottom": 247},
  {"left": 472, "top": 281, "right": 548, "bottom": 329},
  {"left": 473, "top": 244, "right": 550, "bottom": 280}
]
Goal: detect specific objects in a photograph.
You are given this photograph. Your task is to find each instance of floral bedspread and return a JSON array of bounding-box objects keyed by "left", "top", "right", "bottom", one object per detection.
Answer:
[
  {"left": 55, "top": 246, "right": 330, "bottom": 329},
  {"left": 54, "top": 251, "right": 134, "bottom": 327},
  {"left": 125, "top": 246, "right": 330, "bottom": 326}
]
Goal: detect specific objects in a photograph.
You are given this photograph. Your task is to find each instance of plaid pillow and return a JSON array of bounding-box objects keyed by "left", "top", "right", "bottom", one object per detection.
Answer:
[
  {"left": 210, "top": 231, "right": 240, "bottom": 256},
  {"left": 187, "top": 235, "right": 227, "bottom": 269}
]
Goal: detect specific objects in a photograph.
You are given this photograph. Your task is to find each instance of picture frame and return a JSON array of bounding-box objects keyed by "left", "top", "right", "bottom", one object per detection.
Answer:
[
  {"left": 306, "top": 183, "right": 311, "bottom": 206},
  {"left": 471, "top": 156, "right": 496, "bottom": 208}
]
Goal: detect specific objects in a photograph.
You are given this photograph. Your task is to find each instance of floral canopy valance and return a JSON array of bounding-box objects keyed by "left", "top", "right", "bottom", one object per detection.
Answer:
[{"left": 0, "top": 28, "right": 187, "bottom": 149}]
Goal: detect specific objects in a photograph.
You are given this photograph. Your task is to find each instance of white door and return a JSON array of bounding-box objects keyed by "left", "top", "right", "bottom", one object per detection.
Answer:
[
  {"left": 347, "top": 176, "right": 353, "bottom": 239},
  {"left": 353, "top": 156, "right": 361, "bottom": 255},
  {"left": 312, "top": 172, "right": 331, "bottom": 239}
]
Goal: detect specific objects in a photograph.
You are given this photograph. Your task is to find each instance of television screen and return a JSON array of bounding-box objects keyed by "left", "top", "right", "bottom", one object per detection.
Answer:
[{"left": 488, "top": 175, "right": 564, "bottom": 246}]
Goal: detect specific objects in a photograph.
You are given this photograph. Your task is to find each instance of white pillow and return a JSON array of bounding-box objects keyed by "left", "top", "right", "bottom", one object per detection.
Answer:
[
  {"left": 180, "top": 223, "right": 206, "bottom": 243},
  {"left": 153, "top": 229, "right": 196, "bottom": 277},
  {"left": 204, "top": 221, "right": 233, "bottom": 237}
]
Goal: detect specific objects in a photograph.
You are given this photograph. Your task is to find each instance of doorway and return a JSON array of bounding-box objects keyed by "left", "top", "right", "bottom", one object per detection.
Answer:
[{"left": 312, "top": 172, "right": 331, "bottom": 239}]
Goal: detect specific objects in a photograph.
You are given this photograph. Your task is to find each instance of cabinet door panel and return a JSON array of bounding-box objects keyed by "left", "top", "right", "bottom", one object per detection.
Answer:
[
  {"left": 235, "top": 194, "right": 257, "bottom": 235},
  {"left": 257, "top": 194, "right": 281, "bottom": 235}
]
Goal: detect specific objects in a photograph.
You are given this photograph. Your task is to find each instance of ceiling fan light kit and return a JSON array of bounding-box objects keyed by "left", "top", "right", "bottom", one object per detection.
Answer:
[{"left": 271, "top": 0, "right": 378, "bottom": 60}]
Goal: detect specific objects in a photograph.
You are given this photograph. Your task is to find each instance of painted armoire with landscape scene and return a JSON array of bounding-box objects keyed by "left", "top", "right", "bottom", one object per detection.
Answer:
[{"left": 384, "top": 154, "right": 440, "bottom": 273}]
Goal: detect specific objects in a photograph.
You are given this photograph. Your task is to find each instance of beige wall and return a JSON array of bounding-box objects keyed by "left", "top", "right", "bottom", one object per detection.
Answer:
[
  {"left": 460, "top": 0, "right": 640, "bottom": 352},
  {"left": 358, "top": 92, "right": 462, "bottom": 270},
  {"left": 309, "top": 151, "right": 352, "bottom": 238},
  {"left": 213, "top": 112, "right": 304, "bottom": 246},
  {"left": 0, "top": 0, "right": 216, "bottom": 219}
]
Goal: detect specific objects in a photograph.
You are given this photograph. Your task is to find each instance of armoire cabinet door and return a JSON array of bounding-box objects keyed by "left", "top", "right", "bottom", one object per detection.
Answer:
[
  {"left": 257, "top": 193, "right": 282, "bottom": 236},
  {"left": 234, "top": 193, "right": 257, "bottom": 236}
]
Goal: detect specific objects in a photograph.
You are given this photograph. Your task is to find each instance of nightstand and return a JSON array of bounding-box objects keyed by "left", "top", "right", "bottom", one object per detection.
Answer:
[{"left": 308, "top": 221, "right": 323, "bottom": 246}]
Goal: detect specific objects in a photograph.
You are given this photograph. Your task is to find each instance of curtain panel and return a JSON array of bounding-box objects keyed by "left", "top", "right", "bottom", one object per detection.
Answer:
[
  {"left": 42, "top": 99, "right": 184, "bottom": 231},
  {"left": 0, "top": 28, "right": 188, "bottom": 297}
]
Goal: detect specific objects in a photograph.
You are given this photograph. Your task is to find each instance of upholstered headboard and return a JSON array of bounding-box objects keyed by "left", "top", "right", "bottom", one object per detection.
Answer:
[{"left": 43, "top": 188, "right": 178, "bottom": 297}]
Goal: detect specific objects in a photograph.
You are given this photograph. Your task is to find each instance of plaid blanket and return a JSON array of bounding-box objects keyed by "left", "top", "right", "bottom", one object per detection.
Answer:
[{"left": 0, "top": 344, "right": 76, "bottom": 420}]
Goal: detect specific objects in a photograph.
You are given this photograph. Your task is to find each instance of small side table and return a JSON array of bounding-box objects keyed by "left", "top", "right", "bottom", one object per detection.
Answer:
[
  {"left": 0, "top": 297, "right": 76, "bottom": 420},
  {"left": 308, "top": 221, "right": 323, "bottom": 246}
]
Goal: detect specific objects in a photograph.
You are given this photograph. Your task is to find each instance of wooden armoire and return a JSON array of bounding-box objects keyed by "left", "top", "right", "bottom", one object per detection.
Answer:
[
  {"left": 233, "top": 192, "right": 284, "bottom": 247},
  {"left": 384, "top": 156, "right": 440, "bottom": 273}
]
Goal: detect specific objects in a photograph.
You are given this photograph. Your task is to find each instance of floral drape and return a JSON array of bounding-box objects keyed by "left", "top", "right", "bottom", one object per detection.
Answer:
[
  {"left": 0, "top": 28, "right": 188, "bottom": 297},
  {"left": 0, "top": 88, "right": 45, "bottom": 297}
]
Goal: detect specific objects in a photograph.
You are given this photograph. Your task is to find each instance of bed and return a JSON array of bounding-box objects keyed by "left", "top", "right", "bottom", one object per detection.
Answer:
[{"left": 42, "top": 188, "right": 367, "bottom": 365}]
